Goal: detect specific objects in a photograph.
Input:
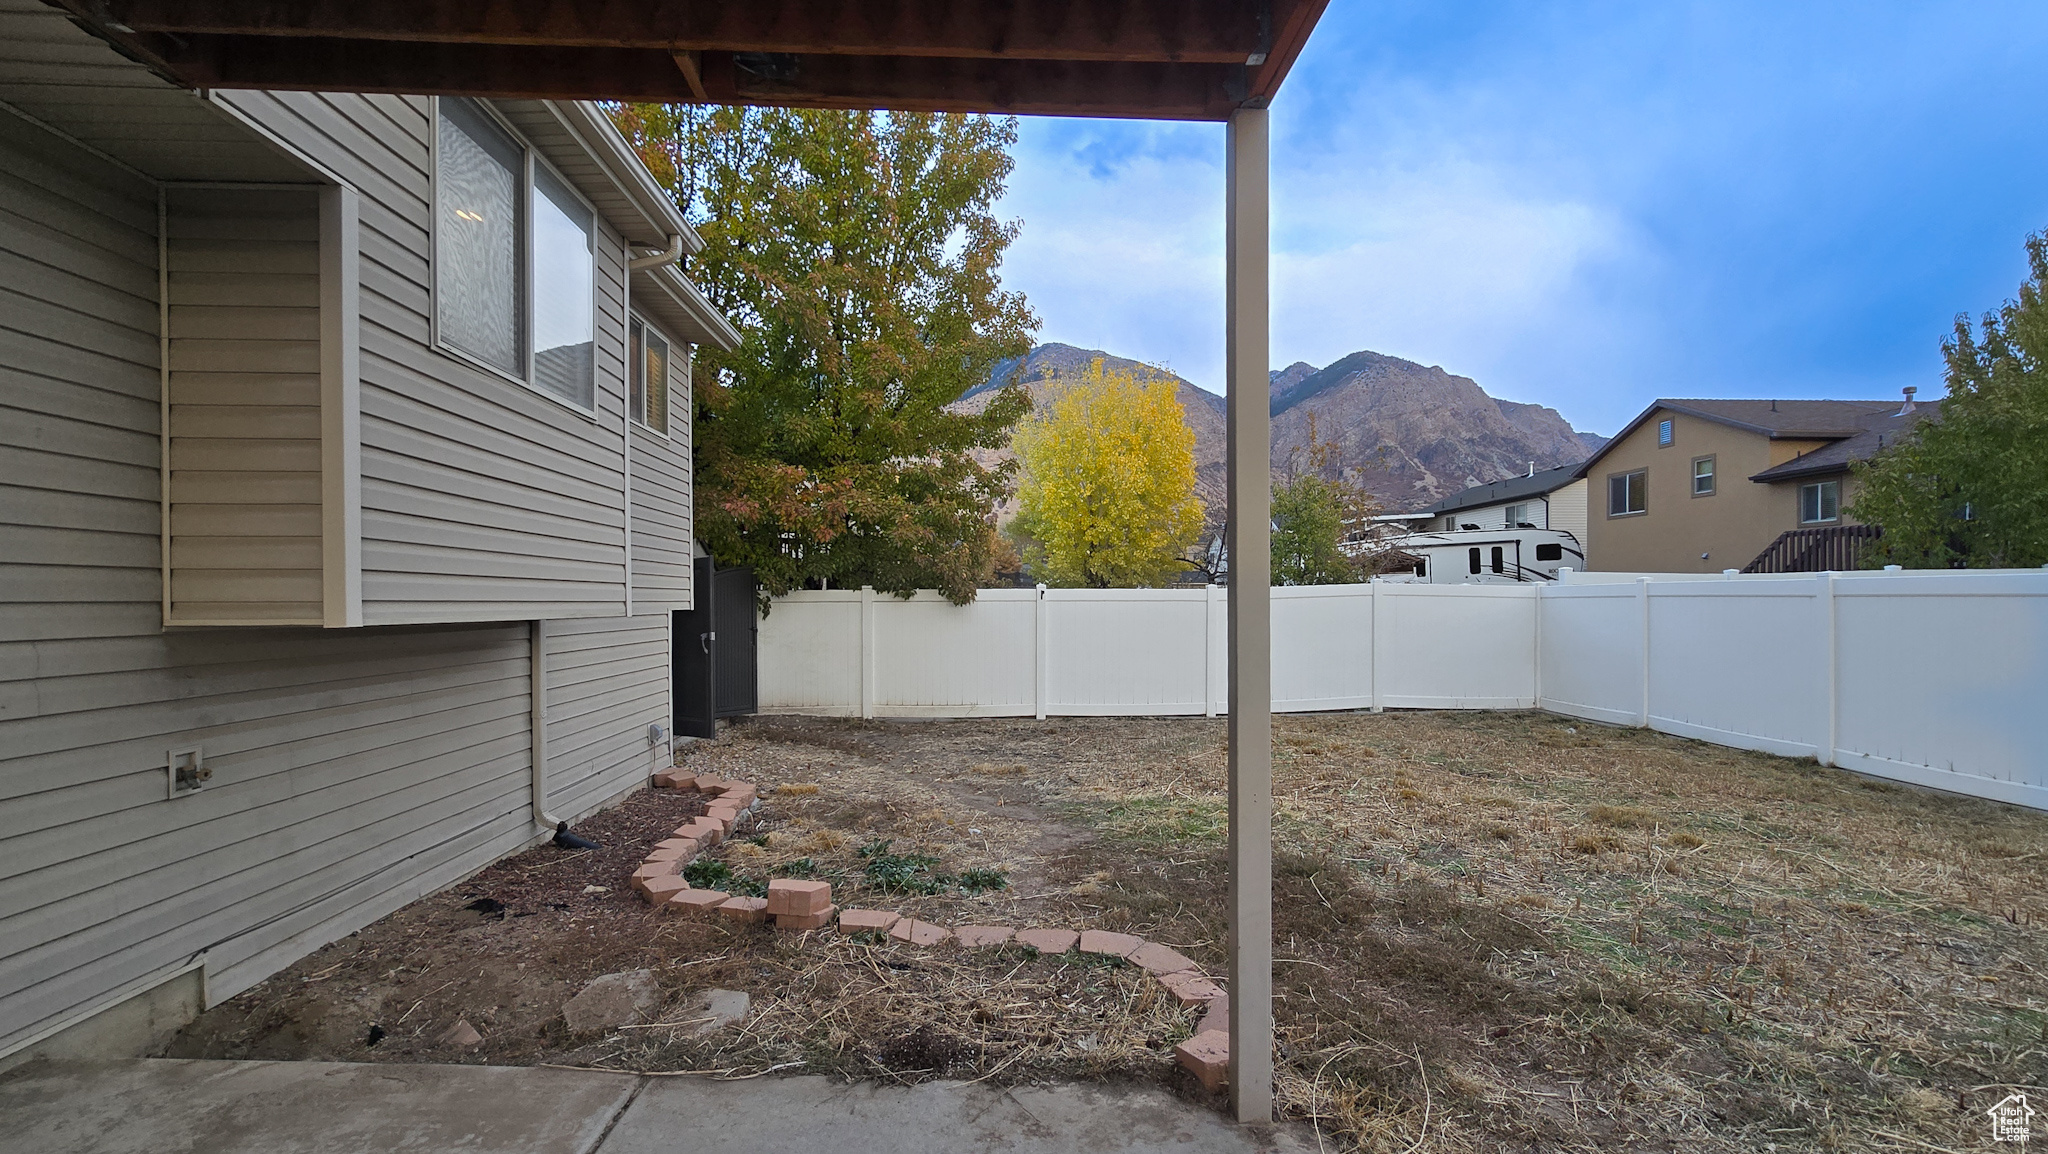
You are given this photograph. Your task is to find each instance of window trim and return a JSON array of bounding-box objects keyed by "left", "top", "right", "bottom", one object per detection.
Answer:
[
  {"left": 1607, "top": 468, "right": 1648, "bottom": 518},
  {"left": 429, "top": 96, "right": 602, "bottom": 422},
  {"left": 1690, "top": 454, "right": 1717, "bottom": 497},
  {"left": 1799, "top": 479, "right": 1841, "bottom": 524}
]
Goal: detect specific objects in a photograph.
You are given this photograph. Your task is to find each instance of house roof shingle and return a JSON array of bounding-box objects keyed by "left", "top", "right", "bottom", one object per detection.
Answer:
[{"left": 1573, "top": 396, "right": 1928, "bottom": 480}]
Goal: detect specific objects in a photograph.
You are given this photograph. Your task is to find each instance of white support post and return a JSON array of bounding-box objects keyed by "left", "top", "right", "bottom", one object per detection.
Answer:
[
  {"left": 1531, "top": 583, "right": 1544, "bottom": 709},
  {"left": 860, "top": 585, "right": 876, "bottom": 720},
  {"left": 1636, "top": 576, "right": 1652, "bottom": 728},
  {"left": 1224, "top": 104, "right": 1274, "bottom": 1125},
  {"left": 1035, "top": 584, "right": 1050, "bottom": 721},
  {"left": 1819, "top": 572, "right": 1838, "bottom": 766}
]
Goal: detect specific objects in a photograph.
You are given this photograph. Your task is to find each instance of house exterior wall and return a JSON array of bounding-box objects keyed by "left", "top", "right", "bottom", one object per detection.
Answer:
[
  {"left": 209, "top": 90, "right": 701, "bottom": 626},
  {"left": 0, "top": 67, "right": 698, "bottom": 1059},
  {"left": 1588, "top": 410, "right": 1790, "bottom": 572},
  {"left": 0, "top": 119, "right": 552, "bottom": 1056}
]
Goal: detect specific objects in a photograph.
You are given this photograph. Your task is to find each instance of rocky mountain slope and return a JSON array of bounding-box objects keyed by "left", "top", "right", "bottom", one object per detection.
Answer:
[{"left": 957, "top": 342, "right": 1606, "bottom": 521}]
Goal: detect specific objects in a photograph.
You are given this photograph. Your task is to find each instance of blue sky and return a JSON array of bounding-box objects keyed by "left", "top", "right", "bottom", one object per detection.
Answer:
[{"left": 992, "top": 1, "right": 2048, "bottom": 435}]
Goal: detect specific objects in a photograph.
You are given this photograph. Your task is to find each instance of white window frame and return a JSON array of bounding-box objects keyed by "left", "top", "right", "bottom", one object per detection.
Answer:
[
  {"left": 629, "top": 313, "right": 679, "bottom": 438},
  {"left": 1691, "top": 454, "right": 1716, "bottom": 496},
  {"left": 1800, "top": 479, "right": 1840, "bottom": 524},
  {"left": 430, "top": 96, "right": 602, "bottom": 421}
]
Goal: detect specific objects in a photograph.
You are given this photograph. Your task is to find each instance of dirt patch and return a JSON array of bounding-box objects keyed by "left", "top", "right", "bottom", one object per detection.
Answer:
[{"left": 165, "top": 711, "right": 2048, "bottom": 1152}]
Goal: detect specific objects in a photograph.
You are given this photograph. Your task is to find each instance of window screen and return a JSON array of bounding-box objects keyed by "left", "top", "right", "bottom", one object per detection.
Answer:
[
  {"left": 436, "top": 98, "right": 523, "bottom": 375},
  {"left": 531, "top": 166, "right": 594, "bottom": 408}
]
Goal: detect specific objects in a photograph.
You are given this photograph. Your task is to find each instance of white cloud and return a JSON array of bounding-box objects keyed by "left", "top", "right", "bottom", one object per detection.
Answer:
[
  {"left": 1272, "top": 154, "right": 1634, "bottom": 400},
  {"left": 998, "top": 125, "right": 1634, "bottom": 421}
]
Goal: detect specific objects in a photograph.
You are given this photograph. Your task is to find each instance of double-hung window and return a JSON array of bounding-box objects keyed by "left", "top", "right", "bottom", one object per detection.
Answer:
[
  {"left": 1800, "top": 480, "right": 1840, "bottom": 524},
  {"left": 629, "top": 317, "right": 672, "bottom": 434},
  {"left": 1691, "top": 455, "right": 1716, "bottom": 496},
  {"left": 1608, "top": 469, "right": 1647, "bottom": 516},
  {"left": 435, "top": 98, "right": 596, "bottom": 411}
]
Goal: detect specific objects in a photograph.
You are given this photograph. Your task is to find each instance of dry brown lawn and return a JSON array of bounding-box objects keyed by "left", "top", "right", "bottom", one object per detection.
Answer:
[{"left": 171, "top": 711, "right": 2048, "bottom": 1153}]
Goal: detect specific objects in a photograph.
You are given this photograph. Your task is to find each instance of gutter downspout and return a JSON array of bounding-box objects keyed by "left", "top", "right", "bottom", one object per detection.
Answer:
[
  {"left": 531, "top": 619, "right": 561, "bottom": 828},
  {"left": 629, "top": 234, "right": 683, "bottom": 270}
]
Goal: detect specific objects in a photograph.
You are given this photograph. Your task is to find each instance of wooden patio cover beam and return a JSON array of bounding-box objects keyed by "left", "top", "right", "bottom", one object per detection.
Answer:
[{"left": 51, "top": 0, "right": 1326, "bottom": 120}]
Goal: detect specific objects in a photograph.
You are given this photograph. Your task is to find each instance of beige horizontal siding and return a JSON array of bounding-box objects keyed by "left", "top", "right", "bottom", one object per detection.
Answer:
[{"left": 164, "top": 185, "right": 324, "bottom": 627}]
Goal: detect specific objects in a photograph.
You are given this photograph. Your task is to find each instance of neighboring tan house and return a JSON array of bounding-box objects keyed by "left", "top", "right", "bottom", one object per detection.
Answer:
[
  {"left": 1392, "top": 465, "right": 1591, "bottom": 545},
  {"left": 0, "top": 2, "right": 738, "bottom": 1064},
  {"left": 1574, "top": 393, "right": 1933, "bottom": 573}
]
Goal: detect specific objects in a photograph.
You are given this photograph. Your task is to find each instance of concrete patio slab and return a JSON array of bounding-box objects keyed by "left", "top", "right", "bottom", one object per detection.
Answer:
[
  {"left": 0, "top": 1058, "right": 637, "bottom": 1154},
  {"left": 599, "top": 1074, "right": 1314, "bottom": 1154},
  {"left": 0, "top": 1059, "right": 1313, "bottom": 1154}
]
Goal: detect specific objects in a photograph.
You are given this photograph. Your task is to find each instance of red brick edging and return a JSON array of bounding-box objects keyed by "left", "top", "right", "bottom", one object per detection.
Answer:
[{"left": 635, "top": 769, "right": 1233, "bottom": 1091}]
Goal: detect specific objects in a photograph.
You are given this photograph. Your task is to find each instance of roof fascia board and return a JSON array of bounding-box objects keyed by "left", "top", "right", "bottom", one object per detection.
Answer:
[
  {"left": 639, "top": 262, "right": 741, "bottom": 351},
  {"left": 532, "top": 99, "right": 700, "bottom": 255}
]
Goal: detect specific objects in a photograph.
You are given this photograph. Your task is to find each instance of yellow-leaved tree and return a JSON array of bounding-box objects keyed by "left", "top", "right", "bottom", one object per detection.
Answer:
[{"left": 1011, "top": 359, "right": 1205, "bottom": 587}]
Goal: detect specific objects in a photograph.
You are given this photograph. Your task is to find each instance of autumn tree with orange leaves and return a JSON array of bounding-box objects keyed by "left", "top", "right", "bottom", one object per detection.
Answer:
[{"left": 610, "top": 105, "right": 1036, "bottom": 602}]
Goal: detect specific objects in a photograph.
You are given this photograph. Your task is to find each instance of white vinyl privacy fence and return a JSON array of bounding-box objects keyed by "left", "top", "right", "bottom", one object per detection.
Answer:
[{"left": 759, "top": 571, "right": 2048, "bottom": 809}]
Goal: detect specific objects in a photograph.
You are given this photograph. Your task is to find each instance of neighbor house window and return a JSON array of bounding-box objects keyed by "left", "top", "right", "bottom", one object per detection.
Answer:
[
  {"left": 1658, "top": 419, "right": 1674, "bottom": 447},
  {"left": 1505, "top": 502, "right": 1531, "bottom": 527},
  {"left": 1692, "top": 455, "right": 1716, "bottom": 496},
  {"left": 435, "top": 97, "right": 524, "bottom": 377},
  {"left": 1608, "top": 469, "right": 1647, "bottom": 516},
  {"left": 530, "top": 167, "right": 594, "bottom": 408},
  {"left": 629, "top": 318, "right": 672, "bottom": 434},
  {"left": 435, "top": 98, "right": 598, "bottom": 411},
  {"left": 1800, "top": 480, "right": 1840, "bottom": 524},
  {"left": 1443, "top": 515, "right": 1458, "bottom": 531}
]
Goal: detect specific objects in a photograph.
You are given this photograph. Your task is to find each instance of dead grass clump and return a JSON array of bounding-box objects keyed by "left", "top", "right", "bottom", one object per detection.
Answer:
[
  {"left": 1587, "top": 804, "right": 1659, "bottom": 828},
  {"left": 1486, "top": 824, "right": 1517, "bottom": 842},
  {"left": 965, "top": 762, "right": 1028, "bottom": 776},
  {"left": 1569, "top": 832, "right": 1625, "bottom": 854},
  {"left": 1666, "top": 831, "right": 1705, "bottom": 849}
]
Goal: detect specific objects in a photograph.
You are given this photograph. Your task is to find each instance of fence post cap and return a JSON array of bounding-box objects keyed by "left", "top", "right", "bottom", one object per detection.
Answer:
[{"left": 1884, "top": 564, "right": 1903, "bottom": 571}]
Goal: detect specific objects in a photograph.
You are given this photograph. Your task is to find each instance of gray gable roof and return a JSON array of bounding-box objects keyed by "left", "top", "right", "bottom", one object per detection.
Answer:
[
  {"left": 1413, "top": 464, "right": 1583, "bottom": 517},
  {"left": 1749, "top": 406, "right": 1939, "bottom": 482}
]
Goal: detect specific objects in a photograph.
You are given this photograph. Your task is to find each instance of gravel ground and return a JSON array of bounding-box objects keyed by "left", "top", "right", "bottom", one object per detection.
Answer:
[{"left": 166, "top": 710, "right": 2048, "bottom": 1152}]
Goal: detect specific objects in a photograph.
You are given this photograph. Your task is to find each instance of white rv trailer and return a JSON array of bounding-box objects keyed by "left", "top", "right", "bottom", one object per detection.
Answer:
[{"left": 1371, "top": 527, "right": 1587, "bottom": 584}]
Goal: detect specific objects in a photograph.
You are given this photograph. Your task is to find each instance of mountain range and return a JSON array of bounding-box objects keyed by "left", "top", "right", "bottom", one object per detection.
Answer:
[{"left": 957, "top": 343, "right": 1607, "bottom": 518}]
